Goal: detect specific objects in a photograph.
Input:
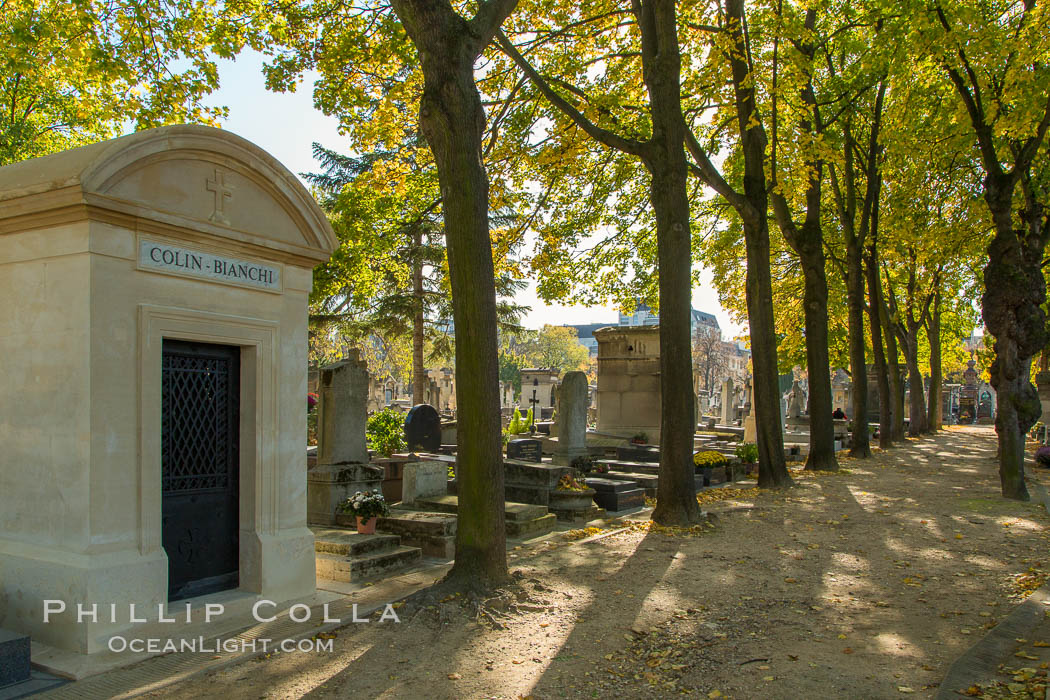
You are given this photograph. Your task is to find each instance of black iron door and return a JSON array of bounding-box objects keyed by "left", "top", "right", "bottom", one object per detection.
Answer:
[{"left": 161, "top": 339, "right": 240, "bottom": 601}]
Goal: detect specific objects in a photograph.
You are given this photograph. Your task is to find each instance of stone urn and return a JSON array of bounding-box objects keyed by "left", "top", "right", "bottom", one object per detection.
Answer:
[{"left": 549, "top": 488, "right": 596, "bottom": 511}]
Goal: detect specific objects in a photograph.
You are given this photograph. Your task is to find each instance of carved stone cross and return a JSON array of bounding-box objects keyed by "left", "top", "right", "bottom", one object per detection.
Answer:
[{"left": 206, "top": 169, "right": 233, "bottom": 225}]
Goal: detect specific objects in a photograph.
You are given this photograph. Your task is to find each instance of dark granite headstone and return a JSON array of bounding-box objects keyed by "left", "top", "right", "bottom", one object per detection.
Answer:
[
  {"left": 507, "top": 438, "right": 542, "bottom": 463},
  {"left": 586, "top": 478, "right": 645, "bottom": 511},
  {"left": 404, "top": 404, "right": 441, "bottom": 452},
  {"left": 0, "top": 628, "right": 30, "bottom": 688}
]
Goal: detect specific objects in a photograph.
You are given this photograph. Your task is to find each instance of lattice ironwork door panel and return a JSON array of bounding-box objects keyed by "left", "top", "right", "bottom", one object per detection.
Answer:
[{"left": 161, "top": 339, "right": 240, "bottom": 601}]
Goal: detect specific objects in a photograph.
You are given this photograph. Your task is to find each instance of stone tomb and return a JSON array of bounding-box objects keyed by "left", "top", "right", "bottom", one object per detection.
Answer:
[
  {"left": 0, "top": 126, "right": 336, "bottom": 660},
  {"left": 594, "top": 325, "right": 662, "bottom": 443}
]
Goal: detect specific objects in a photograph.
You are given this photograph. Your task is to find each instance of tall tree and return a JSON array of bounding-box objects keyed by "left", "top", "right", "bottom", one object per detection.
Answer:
[
  {"left": 921, "top": 0, "right": 1050, "bottom": 499},
  {"left": 386, "top": 0, "right": 520, "bottom": 586},
  {"left": 498, "top": 0, "right": 709, "bottom": 522},
  {"left": 270, "top": 0, "right": 521, "bottom": 587},
  {"left": 684, "top": 0, "right": 793, "bottom": 486},
  {"left": 767, "top": 6, "right": 839, "bottom": 471}
]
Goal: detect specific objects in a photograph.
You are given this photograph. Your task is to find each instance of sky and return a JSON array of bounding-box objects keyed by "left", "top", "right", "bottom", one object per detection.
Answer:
[{"left": 205, "top": 51, "right": 746, "bottom": 338}]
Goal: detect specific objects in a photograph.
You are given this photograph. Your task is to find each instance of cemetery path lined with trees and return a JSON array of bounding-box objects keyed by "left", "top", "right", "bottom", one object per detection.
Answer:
[{"left": 145, "top": 427, "right": 1050, "bottom": 700}]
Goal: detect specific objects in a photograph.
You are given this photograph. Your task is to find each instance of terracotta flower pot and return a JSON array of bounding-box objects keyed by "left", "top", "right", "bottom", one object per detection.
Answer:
[{"left": 356, "top": 516, "right": 377, "bottom": 535}]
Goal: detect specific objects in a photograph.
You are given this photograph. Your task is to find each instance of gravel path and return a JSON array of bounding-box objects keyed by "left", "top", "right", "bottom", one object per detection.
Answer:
[{"left": 148, "top": 426, "right": 1050, "bottom": 699}]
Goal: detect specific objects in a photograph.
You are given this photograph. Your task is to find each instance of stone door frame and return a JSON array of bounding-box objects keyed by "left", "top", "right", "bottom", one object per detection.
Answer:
[{"left": 139, "top": 304, "right": 279, "bottom": 597}]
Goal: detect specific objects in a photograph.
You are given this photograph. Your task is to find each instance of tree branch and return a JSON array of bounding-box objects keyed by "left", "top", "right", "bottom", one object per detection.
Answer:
[{"left": 495, "top": 29, "right": 650, "bottom": 157}]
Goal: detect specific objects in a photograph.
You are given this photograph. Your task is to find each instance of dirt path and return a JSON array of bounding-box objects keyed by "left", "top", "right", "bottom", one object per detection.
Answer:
[{"left": 148, "top": 426, "right": 1050, "bottom": 699}]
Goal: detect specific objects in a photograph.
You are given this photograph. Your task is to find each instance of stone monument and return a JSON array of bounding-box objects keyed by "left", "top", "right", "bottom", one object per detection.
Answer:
[
  {"left": 308, "top": 353, "right": 383, "bottom": 525},
  {"left": 553, "top": 370, "right": 589, "bottom": 465},
  {"left": 593, "top": 325, "right": 661, "bottom": 442},
  {"left": 720, "top": 377, "right": 734, "bottom": 426}
]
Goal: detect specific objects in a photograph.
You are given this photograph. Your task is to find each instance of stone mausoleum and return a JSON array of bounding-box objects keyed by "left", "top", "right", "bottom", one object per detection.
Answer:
[{"left": 0, "top": 125, "right": 336, "bottom": 659}]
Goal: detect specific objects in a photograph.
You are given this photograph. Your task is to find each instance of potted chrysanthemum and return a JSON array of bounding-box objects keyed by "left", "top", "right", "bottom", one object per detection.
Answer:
[{"left": 337, "top": 489, "right": 390, "bottom": 534}]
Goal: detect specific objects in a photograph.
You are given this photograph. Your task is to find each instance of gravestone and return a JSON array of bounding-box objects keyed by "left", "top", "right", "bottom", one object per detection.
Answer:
[
  {"left": 404, "top": 403, "right": 441, "bottom": 452},
  {"left": 787, "top": 380, "right": 804, "bottom": 418},
  {"left": 308, "top": 353, "right": 383, "bottom": 526},
  {"left": 720, "top": 377, "right": 734, "bottom": 425},
  {"left": 401, "top": 461, "right": 448, "bottom": 505},
  {"left": 316, "top": 353, "right": 368, "bottom": 465},
  {"left": 0, "top": 125, "right": 335, "bottom": 662},
  {"left": 553, "top": 371, "right": 589, "bottom": 465},
  {"left": 507, "top": 438, "right": 542, "bottom": 463}
]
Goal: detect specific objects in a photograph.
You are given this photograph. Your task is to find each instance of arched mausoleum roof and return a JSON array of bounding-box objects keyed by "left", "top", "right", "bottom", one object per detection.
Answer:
[{"left": 0, "top": 124, "right": 337, "bottom": 265}]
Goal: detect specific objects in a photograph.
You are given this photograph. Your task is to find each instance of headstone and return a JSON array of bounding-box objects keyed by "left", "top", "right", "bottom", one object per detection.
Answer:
[
  {"left": 787, "top": 380, "right": 804, "bottom": 419},
  {"left": 401, "top": 461, "right": 448, "bottom": 505},
  {"left": 404, "top": 403, "right": 441, "bottom": 452},
  {"left": 507, "top": 438, "right": 542, "bottom": 463},
  {"left": 553, "top": 371, "right": 589, "bottom": 465},
  {"left": 316, "top": 353, "right": 369, "bottom": 465},
  {"left": 309, "top": 351, "right": 383, "bottom": 525},
  {"left": 720, "top": 377, "right": 735, "bottom": 425}
]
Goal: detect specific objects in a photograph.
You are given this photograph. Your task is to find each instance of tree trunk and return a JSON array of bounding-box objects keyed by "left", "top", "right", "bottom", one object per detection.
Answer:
[
  {"left": 800, "top": 246, "right": 838, "bottom": 470},
  {"left": 879, "top": 286, "right": 906, "bottom": 441},
  {"left": 725, "top": 0, "right": 791, "bottom": 488},
  {"left": 391, "top": 0, "right": 514, "bottom": 587},
  {"left": 927, "top": 285, "right": 943, "bottom": 431},
  {"left": 866, "top": 243, "right": 894, "bottom": 448},
  {"left": 846, "top": 238, "right": 871, "bottom": 457},
  {"left": 900, "top": 330, "right": 928, "bottom": 436},
  {"left": 983, "top": 178, "right": 1045, "bottom": 501},
  {"left": 644, "top": 0, "right": 702, "bottom": 526},
  {"left": 412, "top": 228, "right": 426, "bottom": 405},
  {"left": 650, "top": 164, "right": 703, "bottom": 525}
]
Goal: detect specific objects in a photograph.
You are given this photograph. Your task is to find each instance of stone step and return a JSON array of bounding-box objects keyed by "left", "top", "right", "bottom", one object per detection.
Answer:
[
  {"left": 311, "top": 529, "right": 401, "bottom": 557},
  {"left": 315, "top": 546, "right": 422, "bottom": 583},
  {"left": 377, "top": 510, "right": 457, "bottom": 559}
]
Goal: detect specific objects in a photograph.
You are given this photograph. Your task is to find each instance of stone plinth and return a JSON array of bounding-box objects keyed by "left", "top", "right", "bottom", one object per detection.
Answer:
[
  {"left": 594, "top": 326, "right": 661, "bottom": 443},
  {"left": 307, "top": 463, "right": 384, "bottom": 526},
  {"left": 504, "top": 460, "right": 573, "bottom": 506},
  {"left": 616, "top": 445, "right": 660, "bottom": 463},
  {"left": 0, "top": 629, "right": 30, "bottom": 688}
]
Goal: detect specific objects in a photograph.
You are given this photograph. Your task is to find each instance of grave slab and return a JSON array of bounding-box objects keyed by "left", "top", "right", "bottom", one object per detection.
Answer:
[{"left": 585, "top": 478, "right": 646, "bottom": 512}]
